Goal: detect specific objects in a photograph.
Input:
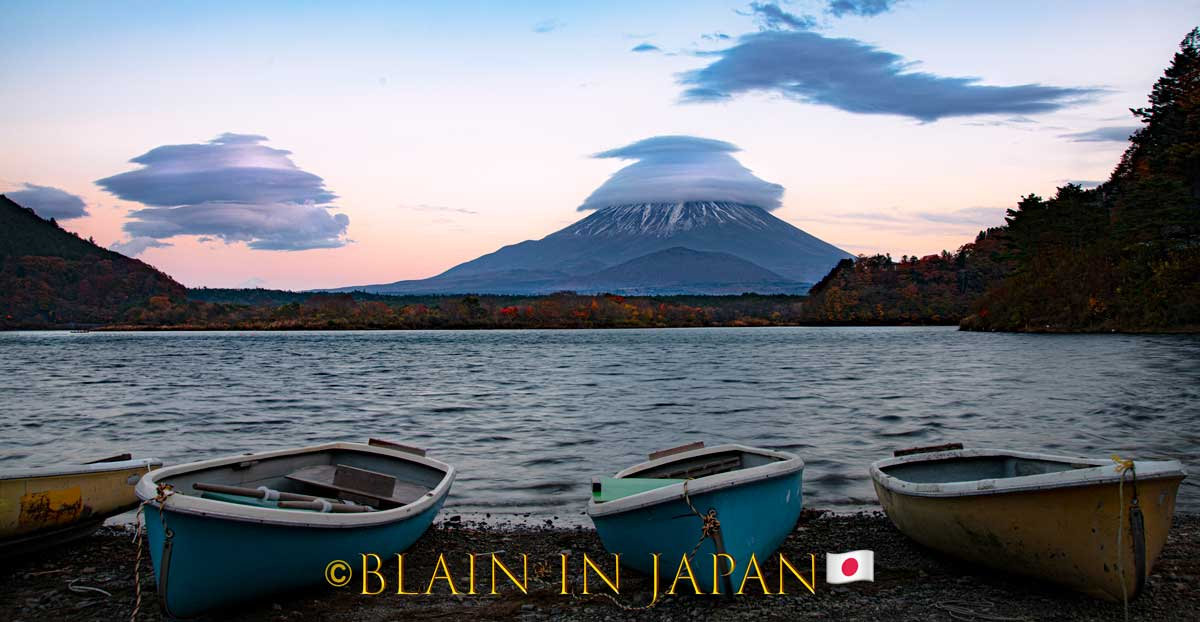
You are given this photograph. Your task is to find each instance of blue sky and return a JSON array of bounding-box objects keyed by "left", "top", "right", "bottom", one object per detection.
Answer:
[{"left": 1, "top": 1, "right": 1195, "bottom": 288}]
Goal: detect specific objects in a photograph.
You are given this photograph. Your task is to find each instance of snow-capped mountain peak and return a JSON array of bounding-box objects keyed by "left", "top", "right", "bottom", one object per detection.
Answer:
[{"left": 561, "top": 202, "right": 773, "bottom": 238}]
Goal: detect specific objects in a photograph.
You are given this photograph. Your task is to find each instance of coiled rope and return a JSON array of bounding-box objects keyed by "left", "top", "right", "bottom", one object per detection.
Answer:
[{"left": 681, "top": 480, "right": 722, "bottom": 562}]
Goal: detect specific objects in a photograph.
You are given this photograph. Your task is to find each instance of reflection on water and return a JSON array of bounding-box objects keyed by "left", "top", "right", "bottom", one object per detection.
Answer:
[{"left": 1, "top": 327, "right": 1196, "bottom": 520}]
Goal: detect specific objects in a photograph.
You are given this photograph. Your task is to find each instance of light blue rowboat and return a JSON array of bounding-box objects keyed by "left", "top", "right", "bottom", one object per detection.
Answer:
[
  {"left": 135, "top": 440, "right": 454, "bottom": 617},
  {"left": 587, "top": 442, "right": 804, "bottom": 594}
]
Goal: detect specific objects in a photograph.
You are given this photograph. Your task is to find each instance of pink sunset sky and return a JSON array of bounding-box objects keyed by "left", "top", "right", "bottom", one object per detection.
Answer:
[{"left": 1, "top": 1, "right": 1193, "bottom": 290}]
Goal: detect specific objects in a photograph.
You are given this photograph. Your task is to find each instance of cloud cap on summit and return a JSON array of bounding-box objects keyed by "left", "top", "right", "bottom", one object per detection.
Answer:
[{"left": 578, "top": 136, "right": 784, "bottom": 211}]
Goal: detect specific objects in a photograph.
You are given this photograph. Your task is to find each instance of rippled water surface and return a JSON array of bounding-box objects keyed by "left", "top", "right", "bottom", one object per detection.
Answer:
[{"left": 1, "top": 327, "right": 1197, "bottom": 519}]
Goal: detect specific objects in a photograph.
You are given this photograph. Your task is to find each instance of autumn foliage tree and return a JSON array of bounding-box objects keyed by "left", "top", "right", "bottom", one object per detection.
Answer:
[{"left": 800, "top": 229, "right": 1011, "bottom": 324}]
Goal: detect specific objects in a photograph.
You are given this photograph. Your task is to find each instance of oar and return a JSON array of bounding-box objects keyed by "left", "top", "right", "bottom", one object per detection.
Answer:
[
  {"left": 278, "top": 500, "right": 374, "bottom": 513},
  {"left": 193, "top": 482, "right": 324, "bottom": 502},
  {"left": 194, "top": 481, "right": 381, "bottom": 507}
]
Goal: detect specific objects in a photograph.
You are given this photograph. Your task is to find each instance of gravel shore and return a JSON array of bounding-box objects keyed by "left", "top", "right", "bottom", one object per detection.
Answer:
[{"left": 2, "top": 511, "right": 1196, "bottom": 621}]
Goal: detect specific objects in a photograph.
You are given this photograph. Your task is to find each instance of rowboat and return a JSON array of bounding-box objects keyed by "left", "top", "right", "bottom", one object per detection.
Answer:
[
  {"left": 1, "top": 454, "right": 161, "bottom": 557},
  {"left": 587, "top": 442, "right": 805, "bottom": 594},
  {"left": 870, "top": 445, "right": 1187, "bottom": 601},
  {"left": 135, "top": 440, "right": 455, "bottom": 617}
]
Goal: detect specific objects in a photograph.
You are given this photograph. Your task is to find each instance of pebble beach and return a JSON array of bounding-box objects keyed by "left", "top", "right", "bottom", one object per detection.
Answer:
[{"left": 3, "top": 511, "right": 1197, "bottom": 621}]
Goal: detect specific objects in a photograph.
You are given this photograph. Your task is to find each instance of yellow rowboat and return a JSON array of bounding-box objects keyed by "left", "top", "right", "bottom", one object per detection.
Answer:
[
  {"left": 0, "top": 454, "right": 161, "bottom": 557},
  {"left": 870, "top": 447, "right": 1186, "bottom": 601}
]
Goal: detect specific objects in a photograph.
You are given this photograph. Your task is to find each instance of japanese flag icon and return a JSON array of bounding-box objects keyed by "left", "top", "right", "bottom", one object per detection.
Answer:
[{"left": 826, "top": 550, "right": 874, "bottom": 584}]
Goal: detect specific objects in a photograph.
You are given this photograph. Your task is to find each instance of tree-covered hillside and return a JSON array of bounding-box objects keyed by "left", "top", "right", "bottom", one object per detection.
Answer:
[
  {"left": 799, "top": 228, "right": 1012, "bottom": 324},
  {"left": 0, "top": 195, "right": 186, "bottom": 327},
  {"left": 963, "top": 28, "right": 1200, "bottom": 331}
]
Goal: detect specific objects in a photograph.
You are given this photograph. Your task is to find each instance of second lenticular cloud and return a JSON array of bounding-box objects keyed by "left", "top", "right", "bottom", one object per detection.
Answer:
[{"left": 97, "top": 133, "right": 349, "bottom": 253}]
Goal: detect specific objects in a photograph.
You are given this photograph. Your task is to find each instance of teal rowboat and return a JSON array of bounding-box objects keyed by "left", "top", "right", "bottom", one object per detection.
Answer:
[
  {"left": 135, "top": 441, "right": 454, "bottom": 617},
  {"left": 587, "top": 443, "right": 804, "bottom": 594}
]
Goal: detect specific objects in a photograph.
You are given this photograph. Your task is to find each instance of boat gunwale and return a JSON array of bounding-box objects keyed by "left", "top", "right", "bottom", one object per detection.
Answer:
[
  {"left": 586, "top": 443, "right": 804, "bottom": 518},
  {"left": 869, "top": 448, "right": 1187, "bottom": 499},
  {"left": 0, "top": 457, "right": 162, "bottom": 481},
  {"left": 135, "top": 442, "right": 455, "bottom": 528}
]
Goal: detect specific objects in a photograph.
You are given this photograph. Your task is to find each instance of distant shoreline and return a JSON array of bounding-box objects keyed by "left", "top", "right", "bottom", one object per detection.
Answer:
[
  {"left": 5, "top": 321, "right": 962, "bottom": 332},
  {"left": 7, "top": 322, "right": 1200, "bottom": 334}
]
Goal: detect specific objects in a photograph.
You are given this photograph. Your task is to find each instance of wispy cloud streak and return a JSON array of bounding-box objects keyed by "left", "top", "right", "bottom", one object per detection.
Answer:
[
  {"left": 533, "top": 18, "right": 564, "bottom": 34},
  {"left": 398, "top": 204, "right": 478, "bottom": 215},
  {"left": 1060, "top": 125, "right": 1140, "bottom": 142},
  {"left": 679, "top": 31, "right": 1100, "bottom": 122},
  {"left": 827, "top": 0, "right": 899, "bottom": 18}
]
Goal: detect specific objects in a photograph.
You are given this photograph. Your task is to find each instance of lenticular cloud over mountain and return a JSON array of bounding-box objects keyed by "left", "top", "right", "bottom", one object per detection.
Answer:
[{"left": 578, "top": 136, "right": 785, "bottom": 211}]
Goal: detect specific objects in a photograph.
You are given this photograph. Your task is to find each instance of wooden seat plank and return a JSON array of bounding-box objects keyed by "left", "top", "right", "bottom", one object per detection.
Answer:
[{"left": 285, "top": 465, "right": 430, "bottom": 506}]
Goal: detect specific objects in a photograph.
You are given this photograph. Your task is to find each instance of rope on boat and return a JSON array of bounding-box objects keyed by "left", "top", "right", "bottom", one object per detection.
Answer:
[
  {"left": 1077, "top": 430, "right": 1198, "bottom": 490},
  {"left": 129, "top": 504, "right": 146, "bottom": 622},
  {"left": 130, "top": 482, "right": 174, "bottom": 622},
  {"left": 555, "top": 480, "right": 723, "bottom": 612},
  {"left": 681, "top": 480, "right": 722, "bottom": 562},
  {"left": 1113, "top": 454, "right": 1142, "bottom": 622}
]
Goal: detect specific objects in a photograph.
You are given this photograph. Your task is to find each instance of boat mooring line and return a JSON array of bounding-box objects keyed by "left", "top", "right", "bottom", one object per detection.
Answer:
[
  {"left": 555, "top": 479, "right": 730, "bottom": 612},
  {"left": 1112, "top": 455, "right": 1145, "bottom": 622},
  {"left": 130, "top": 481, "right": 176, "bottom": 622},
  {"left": 931, "top": 599, "right": 1029, "bottom": 621},
  {"left": 129, "top": 504, "right": 147, "bottom": 622},
  {"left": 128, "top": 461, "right": 155, "bottom": 622}
]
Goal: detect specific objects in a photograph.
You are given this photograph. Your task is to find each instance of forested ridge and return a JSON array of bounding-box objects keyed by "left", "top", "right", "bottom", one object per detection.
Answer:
[
  {"left": 798, "top": 228, "right": 1011, "bottom": 324},
  {"left": 962, "top": 28, "right": 1200, "bottom": 332},
  {"left": 0, "top": 195, "right": 186, "bottom": 328},
  {"left": 102, "top": 291, "right": 809, "bottom": 330}
]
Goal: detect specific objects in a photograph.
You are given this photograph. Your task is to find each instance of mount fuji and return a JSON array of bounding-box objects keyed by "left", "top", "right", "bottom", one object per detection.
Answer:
[{"left": 337, "top": 201, "right": 852, "bottom": 295}]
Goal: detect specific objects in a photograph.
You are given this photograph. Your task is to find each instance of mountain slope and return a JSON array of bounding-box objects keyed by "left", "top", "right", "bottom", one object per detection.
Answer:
[
  {"left": 342, "top": 268, "right": 573, "bottom": 296},
  {"left": 345, "top": 202, "right": 851, "bottom": 294},
  {"left": 582, "top": 246, "right": 786, "bottom": 283},
  {"left": 563, "top": 247, "right": 805, "bottom": 295},
  {"left": 0, "top": 195, "right": 186, "bottom": 327}
]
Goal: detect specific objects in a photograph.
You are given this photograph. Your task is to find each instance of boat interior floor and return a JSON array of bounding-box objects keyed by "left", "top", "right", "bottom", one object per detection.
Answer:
[
  {"left": 163, "top": 450, "right": 442, "bottom": 512},
  {"left": 882, "top": 455, "right": 1094, "bottom": 484}
]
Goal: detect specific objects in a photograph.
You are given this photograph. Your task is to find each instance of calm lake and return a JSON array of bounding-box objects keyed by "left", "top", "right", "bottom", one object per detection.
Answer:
[{"left": 1, "top": 327, "right": 1197, "bottom": 520}]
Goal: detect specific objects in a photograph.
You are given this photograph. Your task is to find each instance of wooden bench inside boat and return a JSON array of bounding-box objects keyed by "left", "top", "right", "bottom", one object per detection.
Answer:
[
  {"left": 656, "top": 454, "right": 742, "bottom": 479},
  {"left": 286, "top": 464, "right": 430, "bottom": 508}
]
